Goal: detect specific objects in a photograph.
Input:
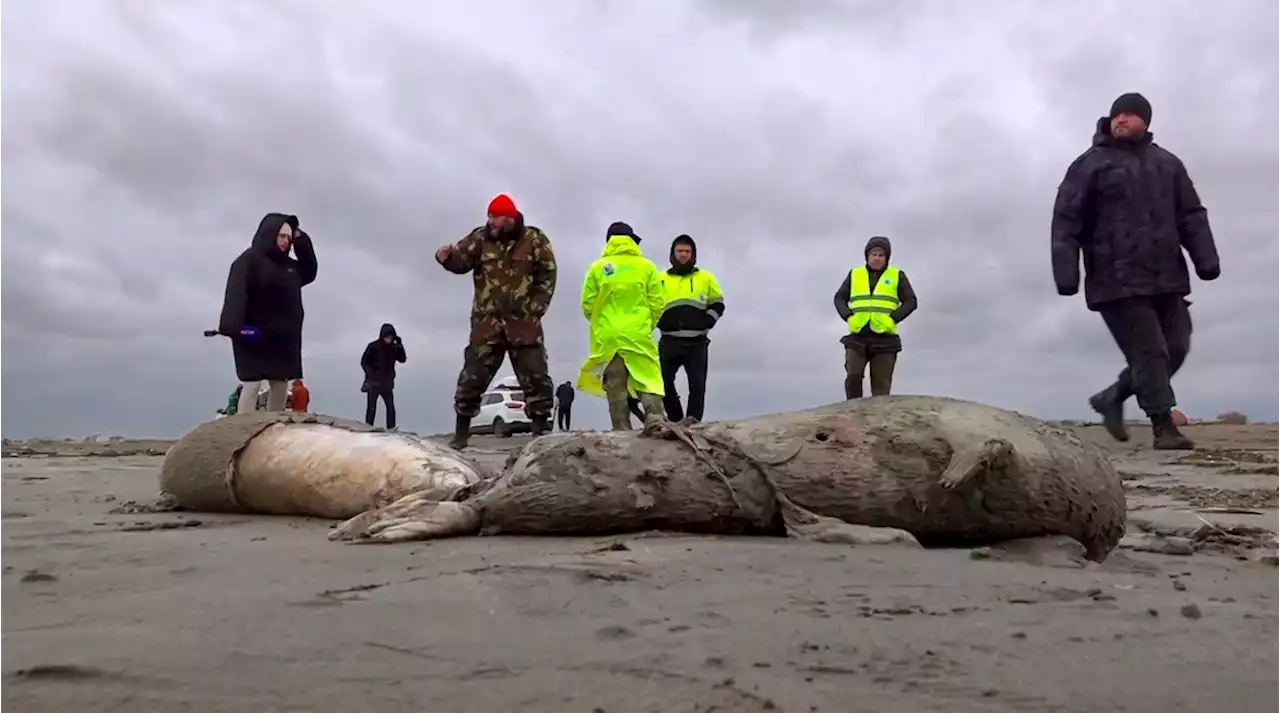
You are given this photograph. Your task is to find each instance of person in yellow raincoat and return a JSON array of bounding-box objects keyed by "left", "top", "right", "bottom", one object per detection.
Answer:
[{"left": 577, "top": 222, "right": 667, "bottom": 430}]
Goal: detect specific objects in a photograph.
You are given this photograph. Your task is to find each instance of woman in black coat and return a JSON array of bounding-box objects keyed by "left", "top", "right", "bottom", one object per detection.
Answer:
[{"left": 218, "top": 213, "right": 318, "bottom": 413}]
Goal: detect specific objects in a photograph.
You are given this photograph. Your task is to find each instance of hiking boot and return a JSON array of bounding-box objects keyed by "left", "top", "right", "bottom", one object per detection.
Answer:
[
  {"left": 1150, "top": 412, "right": 1194, "bottom": 451},
  {"left": 639, "top": 394, "right": 666, "bottom": 423},
  {"left": 1088, "top": 388, "right": 1129, "bottom": 443},
  {"left": 530, "top": 416, "right": 551, "bottom": 437},
  {"left": 448, "top": 414, "right": 471, "bottom": 450},
  {"left": 677, "top": 416, "right": 700, "bottom": 427},
  {"left": 638, "top": 394, "right": 667, "bottom": 434}
]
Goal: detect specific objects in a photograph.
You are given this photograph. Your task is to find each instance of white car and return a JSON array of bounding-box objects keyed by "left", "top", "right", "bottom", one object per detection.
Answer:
[{"left": 471, "top": 389, "right": 532, "bottom": 438}]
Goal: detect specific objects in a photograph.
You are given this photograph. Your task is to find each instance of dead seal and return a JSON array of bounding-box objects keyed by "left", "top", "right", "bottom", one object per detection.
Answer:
[
  {"left": 331, "top": 396, "right": 1127, "bottom": 561},
  {"left": 159, "top": 412, "right": 483, "bottom": 519}
]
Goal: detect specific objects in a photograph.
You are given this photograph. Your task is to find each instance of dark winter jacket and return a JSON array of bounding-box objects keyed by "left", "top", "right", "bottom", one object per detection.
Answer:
[
  {"left": 833, "top": 236, "right": 918, "bottom": 354},
  {"left": 555, "top": 382, "right": 575, "bottom": 407},
  {"left": 219, "top": 213, "right": 318, "bottom": 382},
  {"left": 361, "top": 323, "right": 407, "bottom": 390},
  {"left": 1051, "top": 117, "right": 1220, "bottom": 310}
]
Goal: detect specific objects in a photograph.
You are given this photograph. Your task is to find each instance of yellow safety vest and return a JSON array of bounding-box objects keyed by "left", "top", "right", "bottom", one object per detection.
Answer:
[
  {"left": 659, "top": 269, "right": 724, "bottom": 337},
  {"left": 847, "top": 265, "right": 900, "bottom": 335}
]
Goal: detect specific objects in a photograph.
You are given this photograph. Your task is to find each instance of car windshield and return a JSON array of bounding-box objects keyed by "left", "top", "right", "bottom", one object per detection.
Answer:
[{"left": 506, "top": 392, "right": 525, "bottom": 402}]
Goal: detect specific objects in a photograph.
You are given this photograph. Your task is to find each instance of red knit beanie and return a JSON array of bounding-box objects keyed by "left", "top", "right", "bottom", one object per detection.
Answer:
[{"left": 487, "top": 194, "right": 518, "bottom": 218}]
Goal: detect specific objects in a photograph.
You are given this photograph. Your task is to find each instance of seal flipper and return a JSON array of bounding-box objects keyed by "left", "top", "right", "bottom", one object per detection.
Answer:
[
  {"left": 329, "top": 492, "right": 481, "bottom": 543},
  {"left": 939, "top": 438, "right": 1014, "bottom": 490}
]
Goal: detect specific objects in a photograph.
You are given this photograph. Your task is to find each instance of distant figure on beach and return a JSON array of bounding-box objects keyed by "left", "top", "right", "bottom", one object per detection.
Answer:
[
  {"left": 555, "top": 381, "right": 575, "bottom": 430},
  {"left": 218, "top": 213, "right": 319, "bottom": 414},
  {"left": 290, "top": 379, "right": 311, "bottom": 413},
  {"left": 361, "top": 324, "right": 406, "bottom": 429},
  {"left": 218, "top": 384, "right": 243, "bottom": 416}
]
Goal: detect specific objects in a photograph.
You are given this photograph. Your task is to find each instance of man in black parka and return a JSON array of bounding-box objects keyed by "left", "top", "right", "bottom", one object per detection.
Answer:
[
  {"left": 554, "top": 380, "right": 575, "bottom": 431},
  {"left": 219, "top": 213, "right": 318, "bottom": 413},
  {"left": 1052, "top": 93, "right": 1220, "bottom": 450},
  {"left": 362, "top": 323, "right": 407, "bottom": 430}
]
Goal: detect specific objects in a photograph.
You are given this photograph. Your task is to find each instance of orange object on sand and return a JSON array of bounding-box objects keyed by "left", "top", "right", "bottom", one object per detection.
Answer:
[
  {"left": 290, "top": 380, "right": 311, "bottom": 412},
  {"left": 1170, "top": 408, "right": 1188, "bottom": 426}
]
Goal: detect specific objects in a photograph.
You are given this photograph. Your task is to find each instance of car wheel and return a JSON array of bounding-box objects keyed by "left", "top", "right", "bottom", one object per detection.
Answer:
[{"left": 493, "top": 417, "right": 509, "bottom": 438}]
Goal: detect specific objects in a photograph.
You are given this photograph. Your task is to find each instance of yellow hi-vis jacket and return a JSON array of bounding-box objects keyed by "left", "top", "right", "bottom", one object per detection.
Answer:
[
  {"left": 658, "top": 269, "right": 724, "bottom": 338},
  {"left": 846, "top": 265, "right": 901, "bottom": 335},
  {"left": 577, "top": 236, "right": 667, "bottom": 398}
]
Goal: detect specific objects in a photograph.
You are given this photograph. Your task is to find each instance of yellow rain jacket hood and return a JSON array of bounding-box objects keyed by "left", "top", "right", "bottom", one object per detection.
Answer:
[{"left": 577, "top": 235, "right": 666, "bottom": 398}]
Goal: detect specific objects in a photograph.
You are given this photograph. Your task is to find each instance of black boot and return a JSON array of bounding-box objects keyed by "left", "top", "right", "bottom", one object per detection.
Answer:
[
  {"left": 1088, "top": 387, "right": 1129, "bottom": 443},
  {"left": 530, "top": 416, "right": 551, "bottom": 436},
  {"left": 1150, "top": 411, "right": 1194, "bottom": 451},
  {"left": 448, "top": 414, "right": 471, "bottom": 450}
]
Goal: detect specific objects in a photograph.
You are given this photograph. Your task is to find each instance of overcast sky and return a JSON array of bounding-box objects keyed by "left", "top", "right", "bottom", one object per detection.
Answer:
[{"left": 2, "top": 0, "right": 1276, "bottom": 438}]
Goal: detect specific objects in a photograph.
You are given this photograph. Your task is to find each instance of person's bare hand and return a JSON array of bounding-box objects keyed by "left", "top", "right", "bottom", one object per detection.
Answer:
[{"left": 435, "top": 244, "right": 454, "bottom": 264}]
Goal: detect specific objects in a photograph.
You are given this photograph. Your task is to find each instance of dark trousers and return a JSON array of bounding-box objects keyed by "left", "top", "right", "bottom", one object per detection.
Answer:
[
  {"left": 1098, "top": 295, "right": 1192, "bottom": 416},
  {"left": 365, "top": 388, "right": 396, "bottom": 429},
  {"left": 844, "top": 345, "right": 898, "bottom": 399},
  {"left": 453, "top": 341, "right": 554, "bottom": 419},
  {"left": 660, "top": 336, "right": 710, "bottom": 422},
  {"left": 556, "top": 404, "right": 573, "bottom": 430}
]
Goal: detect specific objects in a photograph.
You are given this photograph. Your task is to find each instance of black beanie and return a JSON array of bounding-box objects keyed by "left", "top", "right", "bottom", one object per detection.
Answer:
[
  {"left": 606, "top": 221, "right": 641, "bottom": 244},
  {"left": 1109, "top": 92, "right": 1152, "bottom": 126}
]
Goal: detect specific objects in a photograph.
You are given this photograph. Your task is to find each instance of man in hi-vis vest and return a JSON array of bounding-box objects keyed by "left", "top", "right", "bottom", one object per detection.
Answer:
[
  {"left": 656, "top": 234, "right": 725, "bottom": 424},
  {"left": 833, "top": 236, "right": 918, "bottom": 399}
]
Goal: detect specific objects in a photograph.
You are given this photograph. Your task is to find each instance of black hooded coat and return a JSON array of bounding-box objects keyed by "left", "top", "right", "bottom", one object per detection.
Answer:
[
  {"left": 1051, "top": 117, "right": 1219, "bottom": 309},
  {"left": 361, "top": 323, "right": 407, "bottom": 390},
  {"left": 218, "top": 213, "right": 318, "bottom": 382}
]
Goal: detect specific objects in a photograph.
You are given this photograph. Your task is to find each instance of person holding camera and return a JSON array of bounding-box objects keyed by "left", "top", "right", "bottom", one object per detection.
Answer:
[
  {"left": 361, "top": 323, "right": 407, "bottom": 430},
  {"left": 219, "top": 212, "right": 318, "bottom": 414}
]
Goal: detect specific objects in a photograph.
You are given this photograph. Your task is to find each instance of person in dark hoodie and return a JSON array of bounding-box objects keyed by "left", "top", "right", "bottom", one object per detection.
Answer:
[
  {"left": 219, "top": 213, "right": 318, "bottom": 414},
  {"left": 435, "top": 194, "right": 558, "bottom": 449},
  {"left": 1052, "top": 92, "right": 1219, "bottom": 451},
  {"left": 656, "top": 234, "right": 725, "bottom": 424},
  {"left": 833, "top": 236, "right": 917, "bottom": 400},
  {"left": 361, "top": 323, "right": 407, "bottom": 429},
  {"left": 554, "top": 380, "right": 575, "bottom": 431}
]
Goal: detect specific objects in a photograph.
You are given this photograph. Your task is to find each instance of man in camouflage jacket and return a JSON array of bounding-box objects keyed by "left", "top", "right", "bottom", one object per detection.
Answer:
[
  {"left": 436, "top": 193, "right": 558, "bottom": 449},
  {"left": 1052, "top": 92, "right": 1220, "bottom": 451}
]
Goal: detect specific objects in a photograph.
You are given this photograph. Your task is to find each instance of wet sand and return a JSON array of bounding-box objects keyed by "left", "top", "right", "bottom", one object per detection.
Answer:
[{"left": 4, "top": 425, "right": 1278, "bottom": 712}]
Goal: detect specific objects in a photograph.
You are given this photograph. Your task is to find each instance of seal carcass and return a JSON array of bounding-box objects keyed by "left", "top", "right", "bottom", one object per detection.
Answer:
[
  {"left": 331, "top": 396, "right": 1127, "bottom": 561},
  {"left": 160, "top": 412, "right": 483, "bottom": 519}
]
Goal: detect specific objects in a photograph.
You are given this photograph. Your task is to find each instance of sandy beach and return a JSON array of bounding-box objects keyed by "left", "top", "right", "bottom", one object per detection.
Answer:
[{"left": 3, "top": 424, "right": 1277, "bottom": 712}]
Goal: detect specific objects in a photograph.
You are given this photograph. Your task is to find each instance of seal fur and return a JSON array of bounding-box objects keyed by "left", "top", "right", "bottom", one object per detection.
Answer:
[
  {"left": 331, "top": 396, "right": 1126, "bottom": 561},
  {"left": 160, "top": 412, "right": 483, "bottom": 519}
]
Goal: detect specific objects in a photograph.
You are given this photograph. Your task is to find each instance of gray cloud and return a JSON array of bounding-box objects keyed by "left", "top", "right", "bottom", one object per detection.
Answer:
[{"left": 3, "top": 0, "right": 1276, "bottom": 438}]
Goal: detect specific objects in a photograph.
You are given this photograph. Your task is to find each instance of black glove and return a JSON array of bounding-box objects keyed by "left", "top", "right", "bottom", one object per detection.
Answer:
[
  {"left": 393, "top": 336, "right": 403, "bottom": 346},
  {"left": 1056, "top": 283, "right": 1079, "bottom": 297},
  {"left": 1196, "top": 264, "right": 1220, "bottom": 281}
]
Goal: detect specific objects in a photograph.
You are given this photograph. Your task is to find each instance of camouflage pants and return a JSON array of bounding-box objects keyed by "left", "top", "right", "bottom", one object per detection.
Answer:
[
  {"left": 454, "top": 341, "right": 554, "bottom": 420},
  {"left": 602, "top": 355, "right": 664, "bottom": 431}
]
